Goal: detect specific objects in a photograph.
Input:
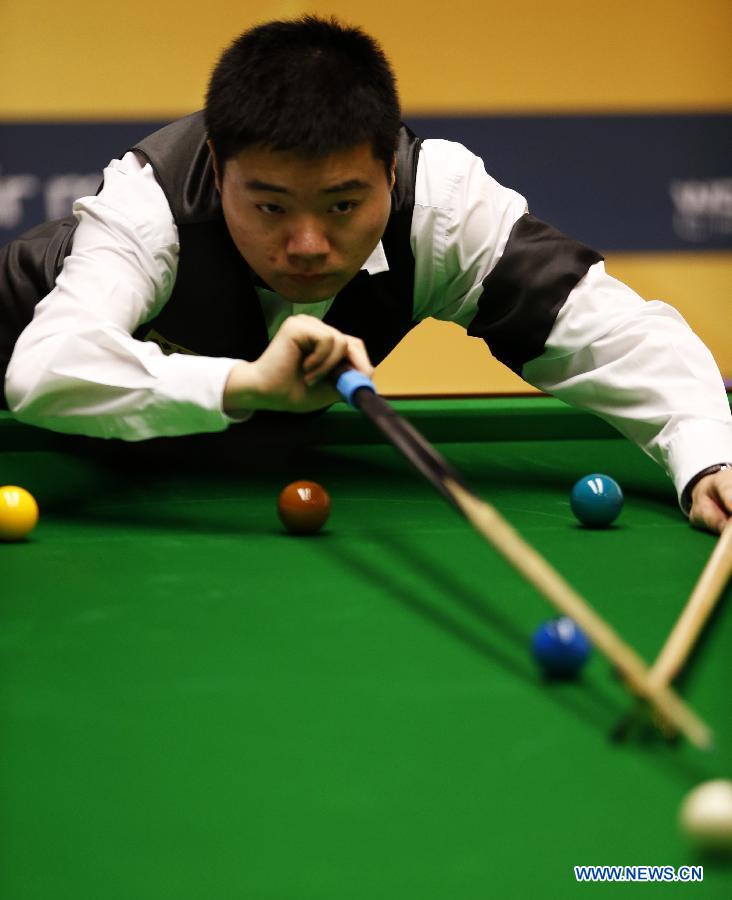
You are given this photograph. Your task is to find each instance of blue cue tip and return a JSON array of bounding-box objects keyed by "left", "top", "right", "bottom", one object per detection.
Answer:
[{"left": 334, "top": 369, "right": 376, "bottom": 408}]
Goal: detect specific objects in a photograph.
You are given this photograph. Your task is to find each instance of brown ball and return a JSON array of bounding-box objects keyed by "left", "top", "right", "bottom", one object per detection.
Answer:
[{"left": 277, "top": 481, "right": 331, "bottom": 534}]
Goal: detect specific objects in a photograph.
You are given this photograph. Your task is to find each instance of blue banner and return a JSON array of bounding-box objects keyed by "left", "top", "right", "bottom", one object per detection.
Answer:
[
  {"left": 408, "top": 114, "right": 732, "bottom": 252},
  {"left": 1, "top": 114, "right": 730, "bottom": 251}
]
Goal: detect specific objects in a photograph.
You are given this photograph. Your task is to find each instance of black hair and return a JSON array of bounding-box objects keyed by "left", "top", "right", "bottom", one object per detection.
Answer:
[{"left": 205, "top": 16, "right": 401, "bottom": 176}]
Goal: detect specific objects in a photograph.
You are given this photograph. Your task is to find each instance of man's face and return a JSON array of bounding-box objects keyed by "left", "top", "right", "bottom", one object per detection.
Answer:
[{"left": 211, "top": 141, "right": 395, "bottom": 302}]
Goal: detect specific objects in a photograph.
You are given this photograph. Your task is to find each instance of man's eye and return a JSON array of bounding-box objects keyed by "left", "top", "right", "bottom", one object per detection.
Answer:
[
  {"left": 256, "top": 203, "right": 285, "bottom": 215},
  {"left": 330, "top": 200, "right": 358, "bottom": 215}
]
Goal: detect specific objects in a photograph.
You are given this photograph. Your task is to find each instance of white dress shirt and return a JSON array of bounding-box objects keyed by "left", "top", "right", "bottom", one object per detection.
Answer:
[{"left": 5, "top": 138, "right": 732, "bottom": 501}]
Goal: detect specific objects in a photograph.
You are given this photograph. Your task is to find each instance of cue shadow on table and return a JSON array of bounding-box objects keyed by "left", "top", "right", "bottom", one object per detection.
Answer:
[{"left": 331, "top": 368, "right": 713, "bottom": 751}]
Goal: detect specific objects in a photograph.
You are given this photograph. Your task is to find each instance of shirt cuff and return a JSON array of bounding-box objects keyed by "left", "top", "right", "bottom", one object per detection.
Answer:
[
  {"left": 134, "top": 353, "right": 246, "bottom": 437},
  {"left": 661, "top": 417, "right": 732, "bottom": 510}
]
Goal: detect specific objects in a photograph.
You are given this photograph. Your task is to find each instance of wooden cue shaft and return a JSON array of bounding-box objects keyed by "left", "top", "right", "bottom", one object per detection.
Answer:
[
  {"left": 444, "top": 477, "right": 713, "bottom": 751},
  {"left": 341, "top": 379, "right": 711, "bottom": 749},
  {"left": 647, "top": 520, "right": 732, "bottom": 690}
]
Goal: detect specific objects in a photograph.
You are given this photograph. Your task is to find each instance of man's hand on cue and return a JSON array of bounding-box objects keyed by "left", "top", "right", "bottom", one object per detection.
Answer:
[
  {"left": 690, "top": 469, "right": 732, "bottom": 534},
  {"left": 223, "top": 315, "right": 373, "bottom": 416}
]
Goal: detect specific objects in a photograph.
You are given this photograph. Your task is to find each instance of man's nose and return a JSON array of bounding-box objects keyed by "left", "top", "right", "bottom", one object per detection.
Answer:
[{"left": 286, "top": 217, "right": 330, "bottom": 258}]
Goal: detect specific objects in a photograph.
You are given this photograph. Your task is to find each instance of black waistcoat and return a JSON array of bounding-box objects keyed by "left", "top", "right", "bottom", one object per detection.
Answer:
[
  {"left": 131, "top": 112, "right": 421, "bottom": 366},
  {"left": 0, "top": 217, "right": 77, "bottom": 407},
  {"left": 0, "top": 112, "right": 421, "bottom": 409}
]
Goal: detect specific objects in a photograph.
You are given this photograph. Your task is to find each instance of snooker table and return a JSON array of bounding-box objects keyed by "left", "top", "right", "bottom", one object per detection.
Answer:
[{"left": 2, "top": 396, "right": 731, "bottom": 899}]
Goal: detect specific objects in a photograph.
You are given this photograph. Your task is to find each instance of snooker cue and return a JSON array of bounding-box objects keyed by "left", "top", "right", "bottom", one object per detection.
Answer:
[
  {"left": 612, "top": 519, "right": 732, "bottom": 740},
  {"left": 648, "top": 519, "right": 732, "bottom": 688},
  {"left": 332, "top": 369, "right": 713, "bottom": 751}
]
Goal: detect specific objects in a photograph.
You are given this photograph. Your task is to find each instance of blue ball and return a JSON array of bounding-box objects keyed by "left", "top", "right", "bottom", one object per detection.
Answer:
[
  {"left": 532, "top": 617, "right": 592, "bottom": 677},
  {"left": 570, "top": 473, "right": 623, "bottom": 527}
]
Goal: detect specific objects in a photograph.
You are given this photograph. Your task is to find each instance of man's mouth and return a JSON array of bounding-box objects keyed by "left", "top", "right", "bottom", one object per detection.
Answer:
[{"left": 286, "top": 273, "right": 331, "bottom": 282}]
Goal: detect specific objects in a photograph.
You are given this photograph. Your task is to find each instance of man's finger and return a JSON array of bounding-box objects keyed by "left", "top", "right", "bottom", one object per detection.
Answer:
[
  {"left": 691, "top": 491, "right": 731, "bottom": 535},
  {"left": 344, "top": 336, "right": 374, "bottom": 377},
  {"left": 301, "top": 333, "right": 336, "bottom": 375},
  {"left": 715, "top": 472, "right": 732, "bottom": 517}
]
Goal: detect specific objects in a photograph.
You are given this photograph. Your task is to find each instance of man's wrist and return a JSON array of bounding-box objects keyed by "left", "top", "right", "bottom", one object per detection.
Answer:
[
  {"left": 681, "top": 463, "right": 732, "bottom": 515},
  {"left": 222, "top": 360, "right": 263, "bottom": 416}
]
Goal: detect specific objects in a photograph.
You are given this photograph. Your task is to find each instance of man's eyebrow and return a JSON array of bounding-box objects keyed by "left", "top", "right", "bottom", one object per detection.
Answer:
[
  {"left": 322, "top": 179, "right": 372, "bottom": 194},
  {"left": 244, "top": 179, "right": 290, "bottom": 193},
  {"left": 243, "top": 178, "right": 372, "bottom": 194}
]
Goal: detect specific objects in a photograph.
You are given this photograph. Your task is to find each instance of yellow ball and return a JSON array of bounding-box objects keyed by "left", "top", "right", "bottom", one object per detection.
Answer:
[{"left": 0, "top": 485, "right": 39, "bottom": 541}]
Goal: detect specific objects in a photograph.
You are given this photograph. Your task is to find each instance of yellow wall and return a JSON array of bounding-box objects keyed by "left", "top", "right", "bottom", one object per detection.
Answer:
[
  {"left": 2, "top": 0, "right": 729, "bottom": 391},
  {"left": 1, "top": 1, "right": 731, "bottom": 117}
]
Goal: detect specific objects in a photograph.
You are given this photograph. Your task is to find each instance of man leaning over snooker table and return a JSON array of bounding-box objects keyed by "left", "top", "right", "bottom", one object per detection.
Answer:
[{"left": 0, "top": 16, "right": 730, "bottom": 534}]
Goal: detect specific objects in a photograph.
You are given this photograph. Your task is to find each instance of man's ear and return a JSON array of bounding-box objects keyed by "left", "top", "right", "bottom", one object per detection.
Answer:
[
  {"left": 389, "top": 153, "right": 397, "bottom": 191},
  {"left": 207, "top": 139, "right": 223, "bottom": 193}
]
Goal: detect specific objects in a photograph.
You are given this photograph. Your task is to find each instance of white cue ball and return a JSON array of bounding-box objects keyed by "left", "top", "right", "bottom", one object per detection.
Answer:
[{"left": 679, "top": 779, "right": 732, "bottom": 851}]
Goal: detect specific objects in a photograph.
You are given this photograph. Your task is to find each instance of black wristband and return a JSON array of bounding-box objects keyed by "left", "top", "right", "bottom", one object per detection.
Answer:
[{"left": 680, "top": 463, "right": 732, "bottom": 515}]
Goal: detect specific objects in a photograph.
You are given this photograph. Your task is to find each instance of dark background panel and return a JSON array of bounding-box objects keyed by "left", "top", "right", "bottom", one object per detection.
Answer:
[
  {"left": 407, "top": 114, "right": 732, "bottom": 251},
  {"left": 1, "top": 115, "right": 731, "bottom": 251}
]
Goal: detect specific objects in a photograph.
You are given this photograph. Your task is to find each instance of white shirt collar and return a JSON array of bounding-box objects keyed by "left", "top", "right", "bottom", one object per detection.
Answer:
[{"left": 363, "top": 240, "right": 389, "bottom": 275}]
